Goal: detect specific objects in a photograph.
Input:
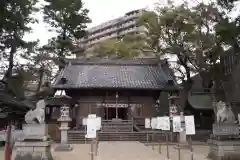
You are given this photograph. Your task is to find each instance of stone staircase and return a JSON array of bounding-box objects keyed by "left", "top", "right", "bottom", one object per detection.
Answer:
[
  {"left": 68, "top": 119, "right": 148, "bottom": 143},
  {"left": 67, "top": 118, "right": 211, "bottom": 143},
  {"left": 101, "top": 119, "right": 133, "bottom": 132},
  {"left": 67, "top": 131, "right": 149, "bottom": 143}
]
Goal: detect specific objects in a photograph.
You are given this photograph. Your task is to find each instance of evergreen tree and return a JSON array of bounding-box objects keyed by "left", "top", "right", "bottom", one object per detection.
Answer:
[
  {"left": 43, "top": 0, "right": 91, "bottom": 69},
  {"left": 0, "top": 0, "right": 39, "bottom": 98}
]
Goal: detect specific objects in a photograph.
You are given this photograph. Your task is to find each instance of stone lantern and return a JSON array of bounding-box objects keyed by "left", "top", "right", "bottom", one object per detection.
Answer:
[
  {"left": 169, "top": 95, "right": 187, "bottom": 147},
  {"left": 53, "top": 90, "right": 73, "bottom": 151},
  {"left": 168, "top": 95, "right": 180, "bottom": 120}
]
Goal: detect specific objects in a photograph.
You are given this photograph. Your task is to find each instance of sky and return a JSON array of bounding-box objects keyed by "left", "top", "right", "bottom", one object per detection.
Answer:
[
  {"left": 23, "top": 0, "right": 206, "bottom": 46},
  {"left": 23, "top": 0, "right": 239, "bottom": 46},
  {"left": 23, "top": 0, "right": 158, "bottom": 45}
]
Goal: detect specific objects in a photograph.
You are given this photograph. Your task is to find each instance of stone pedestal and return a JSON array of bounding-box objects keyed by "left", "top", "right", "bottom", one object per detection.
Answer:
[
  {"left": 12, "top": 141, "right": 53, "bottom": 160},
  {"left": 12, "top": 124, "right": 53, "bottom": 160},
  {"left": 208, "top": 124, "right": 240, "bottom": 160},
  {"left": 55, "top": 105, "right": 72, "bottom": 151},
  {"left": 22, "top": 124, "right": 49, "bottom": 141},
  {"left": 208, "top": 140, "right": 240, "bottom": 160},
  {"left": 54, "top": 122, "right": 72, "bottom": 151}
]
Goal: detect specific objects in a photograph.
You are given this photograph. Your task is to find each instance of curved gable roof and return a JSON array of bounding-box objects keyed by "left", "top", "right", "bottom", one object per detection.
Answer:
[{"left": 53, "top": 58, "right": 179, "bottom": 90}]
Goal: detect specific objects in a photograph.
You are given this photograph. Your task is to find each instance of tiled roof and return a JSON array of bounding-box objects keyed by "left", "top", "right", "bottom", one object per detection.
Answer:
[{"left": 53, "top": 58, "right": 179, "bottom": 90}]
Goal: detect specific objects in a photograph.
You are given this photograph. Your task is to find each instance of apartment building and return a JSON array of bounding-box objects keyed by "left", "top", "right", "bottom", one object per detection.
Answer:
[{"left": 77, "top": 9, "right": 147, "bottom": 49}]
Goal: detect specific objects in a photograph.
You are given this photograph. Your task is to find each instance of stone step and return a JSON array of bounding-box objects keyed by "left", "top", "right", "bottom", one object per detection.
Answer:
[
  {"left": 67, "top": 131, "right": 166, "bottom": 143},
  {"left": 101, "top": 123, "right": 133, "bottom": 132}
]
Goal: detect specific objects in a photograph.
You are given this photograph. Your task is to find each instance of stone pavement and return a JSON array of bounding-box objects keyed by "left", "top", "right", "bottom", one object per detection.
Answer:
[
  {"left": 0, "top": 149, "right": 3, "bottom": 160},
  {"left": 52, "top": 141, "right": 169, "bottom": 160},
  {"left": 51, "top": 144, "right": 91, "bottom": 160},
  {"left": 0, "top": 142, "right": 210, "bottom": 160},
  {"left": 150, "top": 143, "right": 210, "bottom": 160},
  {"left": 96, "top": 141, "right": 168, "bottom": 160}
]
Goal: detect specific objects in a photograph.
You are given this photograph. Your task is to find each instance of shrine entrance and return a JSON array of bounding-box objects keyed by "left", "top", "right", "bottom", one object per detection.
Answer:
[
  {"left": 103, "top": 104, "right": 128, "bottom": 120},
  {"left": 104, "top": 107, "right": 128, "bottom": 120}
]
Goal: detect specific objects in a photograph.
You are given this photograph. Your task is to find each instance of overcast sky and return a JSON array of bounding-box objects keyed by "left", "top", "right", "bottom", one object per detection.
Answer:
[
  {"left": 23, "top": 0, "right": 156, "bottom": 45},
  {"left": 23, "top": 0, "right": 203, "bottom": 46},
  {"left": 23, "top": 0, "right": 239, "bottom": 46}
]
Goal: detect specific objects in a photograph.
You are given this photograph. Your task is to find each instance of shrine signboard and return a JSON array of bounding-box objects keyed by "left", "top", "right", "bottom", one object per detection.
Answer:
[
  {"left": 185, "top": 115, "right": 196, "bottom": 135},
  {"left": 151, "top": 117, "right": 157, "bottom": 129},
  {"left": 172, "top": 116, "right": 181, "bottom": 132},
  {"left": 85, "top": 114, "right": 102, "bottom": 139},
  {"left": 162, "top": 116, "right": 170, "bottom": 131},
  {"left": 145, "top": 118, "right": 151, "bottom": 129}
]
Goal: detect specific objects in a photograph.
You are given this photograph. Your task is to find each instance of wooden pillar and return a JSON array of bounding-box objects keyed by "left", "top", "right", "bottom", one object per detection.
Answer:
[
  {"left": 97, "top": 95, "right": 105, "bottom": 118},
  {"left": 127, "top": 95, "right": 131, "bottom": 120},
  {"left": 106, "top": 92, "right": 108, "bottom": 120}
]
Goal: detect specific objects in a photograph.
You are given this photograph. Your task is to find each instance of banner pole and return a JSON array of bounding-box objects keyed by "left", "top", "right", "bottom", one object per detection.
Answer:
[
  {"left": 178, "top": 136, "right": 181, "bottom": 160},
  {"left": 152, "top": 130, "right": 154, "bottom": 150},
  {"left": 90, "top": 138, "right": 94, "bottom": 160},
  {"left": 190, "top": 136, "right": 193, "bottom": 160},
  {"left": 158, "top": 133, "right": 161, "bottom": 154},
  {"left": 166, "top": 133, "right": 169, "bottom": 159}
]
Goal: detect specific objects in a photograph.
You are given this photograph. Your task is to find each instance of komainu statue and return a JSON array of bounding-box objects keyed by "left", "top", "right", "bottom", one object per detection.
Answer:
[
  {"left": 215, "top": 101, "right": 235, "bottom": 124},
  {"left": 25, "top": 99, "right": 46, "bottom": 124}
]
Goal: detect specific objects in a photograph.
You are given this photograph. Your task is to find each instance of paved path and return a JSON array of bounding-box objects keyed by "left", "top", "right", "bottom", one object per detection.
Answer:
[
  {"left": 96, "top": 141, "right": 168, "bottom": 160},
  {"left": 0, "top": 149, "right": 3, "bottom": 160},
  {"left": 51, "top": 144, "right": 92, "bottom": 160},
  {"left": 52, "top": 142, "right": 168, "bottom": 160},
  {"left": 4, "top": 142, "right": 209, "bottom": 160},
  {"left": 150, "top": 144, "right": 210, "bottom": 160}
]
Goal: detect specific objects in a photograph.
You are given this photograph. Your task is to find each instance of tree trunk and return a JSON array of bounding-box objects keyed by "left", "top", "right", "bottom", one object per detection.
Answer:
[
  {"left": 178, "top": 79, "right": 192, "bottom": 146},
  {"left": 58, "top": 49, "right": 65, "bottom": 70},
  {"left": 36, "top": 67, "right": 44, "bottom": 93},
  {"left": 180, "top": 64, "right": 193, "bottom": 109},
  {"left": 58, "top": 29, "right": 67, "bottom": 70},
  {"left": 181, "top": 81, "right": 193, "bottom": 108},
  {"left": 4, "top": 45, "right": 16, "bottom": 81}
]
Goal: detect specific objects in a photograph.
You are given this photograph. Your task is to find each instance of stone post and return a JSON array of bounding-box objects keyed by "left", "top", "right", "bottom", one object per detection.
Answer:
[
  {"left": 179, "top": 112, "right": 186, "bottom": 143},
  {"left": 55, "top": 105, "right": 72, "bottom": 151}
]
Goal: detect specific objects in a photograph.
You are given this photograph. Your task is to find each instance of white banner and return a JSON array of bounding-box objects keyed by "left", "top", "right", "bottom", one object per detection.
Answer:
[
  {"left": 238, "top": 114, "right": 240, "bottom": 125},
  {"left": 82, "top": 118, "right": 87, "bottom": 126},
  {"left": 172, "top": 116, "right": 181, "bottom": 132},
  {"left": 151, "top": 117, "right": 157, "bottom": 129},
  {"left": 85, "top": 114, "right": 101, "bottom": 138},
  {"left": 156, "top": 117, "right": 164, "bottom": 130},
  {"left": 185, "top": 115, "right": 196, "bottom": 135},
  {"left": 145, "top": 118, "right": 151, "bottom": 129},
  {"left": 96, "top": 117, "right": 101, "bottom": 130},
  {"left": 162, "top": 116, "right": 170, "bottom": 131},
  {"left": 85, "top": 117, "right": 97, "bottom": 138}
]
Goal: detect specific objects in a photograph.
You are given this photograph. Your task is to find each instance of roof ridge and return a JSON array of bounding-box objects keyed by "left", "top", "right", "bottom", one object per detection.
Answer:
[{"left": 66, "top": 58, "right": 162, "bottom": 66}]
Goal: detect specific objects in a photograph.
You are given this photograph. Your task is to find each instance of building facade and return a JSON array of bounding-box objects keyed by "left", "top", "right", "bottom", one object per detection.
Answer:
[
  {"left": 77, "top": 9, "right": 147, "bottom": 52},
  {"left": 51, "top": 58, "right": 179, "bottom": 129}
]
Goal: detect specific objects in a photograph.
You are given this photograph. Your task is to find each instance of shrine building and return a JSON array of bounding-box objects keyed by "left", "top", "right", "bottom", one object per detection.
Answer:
[{"left": 50, "top": 58, "right": 179, "bottom": 129}]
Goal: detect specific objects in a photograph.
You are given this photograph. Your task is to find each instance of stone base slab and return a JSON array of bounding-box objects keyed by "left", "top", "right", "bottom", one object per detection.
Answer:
[
  {"left": 12, "top": 141, "right": 53, "bottom": 160},
  {"left": 208, "top": 140, "right": 240, "bottom": 160},
  {"left": 54, "top": 144, "right": 73, "bottom": 152}
]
